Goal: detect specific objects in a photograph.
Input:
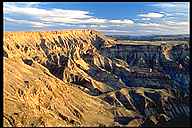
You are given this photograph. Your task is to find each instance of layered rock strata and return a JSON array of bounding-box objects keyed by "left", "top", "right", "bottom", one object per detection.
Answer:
[{"left": 3, "top": 29, "right": 189, "bottom": 127}]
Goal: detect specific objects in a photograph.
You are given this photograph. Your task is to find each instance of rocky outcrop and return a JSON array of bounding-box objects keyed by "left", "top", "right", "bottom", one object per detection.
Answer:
[
  {"left": 3, "top": 29, "right": 189, "bottom": 127},
  {"left": 100, "top": 87, "right": 189, "bottom": 125},
  {"left": 4, "top": 58, "right": 115, "bottom": 127},
  {"left": 101, "top": 43, "right": 189, "bottom": 92}
]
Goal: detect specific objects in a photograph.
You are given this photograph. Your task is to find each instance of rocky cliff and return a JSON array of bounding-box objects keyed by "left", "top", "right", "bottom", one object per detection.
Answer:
[
  {"left": 3, "top": 29, "right": 190, "bottom": 127},
  {"left": 102, "top": 43, "right": 189, "bottom": 92}
]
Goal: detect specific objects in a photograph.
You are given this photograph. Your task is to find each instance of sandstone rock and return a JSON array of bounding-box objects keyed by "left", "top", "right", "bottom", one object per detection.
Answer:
[{"left": 3, "top": 29, "right": 189, "bottom": 127}]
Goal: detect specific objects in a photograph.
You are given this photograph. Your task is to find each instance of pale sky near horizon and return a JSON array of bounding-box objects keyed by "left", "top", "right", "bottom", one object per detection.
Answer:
[{"left": 3, "top": 2, "right": 189, "bottom": 35}]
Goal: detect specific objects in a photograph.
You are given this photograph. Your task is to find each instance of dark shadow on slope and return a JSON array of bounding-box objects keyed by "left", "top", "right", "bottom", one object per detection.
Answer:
[
  {"left": 53, "top": 37, "right": 61, "bottom": 47},
  {"left": 58, "top": 36, "right": 64, "bottom": 46},
  {"left": 114, "top": 116, "right": 133, "bottom": 125},
  {"left": 43, "top": 54, "right": 69, "bottom": 80},
  {"left": 3, "top": 50, "right": 8, "bottom": 58},
  {"left": 158, "top": 115, "right": 190, "bottom": 127},
  {"left": 70, "top": 74, "right": 103, "bottom": 96},
  {"left": 115, "top": 91, "right": 135, "bottom": 111},
  {"left": 129, "top": 92, "right": 146, "bottom": 115},
  {"left": 22, "top": 59, "right": 33, "bottom": 66},
  {"left": 144, "top": 92, "right": 161, "bottom": 105},
  {"left": 114, "top": 116, "right": 143, "bottom": 125},
  {"left": 92, "top": 35, "right": 105, "bottom": 50},
  {"left": 39, "top": 34, "right": 49, "bottom": 56}
]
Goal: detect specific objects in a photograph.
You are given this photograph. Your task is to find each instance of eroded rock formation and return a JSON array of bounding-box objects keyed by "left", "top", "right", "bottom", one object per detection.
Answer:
[{"left": 3, "top": 29, "right": 190, "bottom": 127}]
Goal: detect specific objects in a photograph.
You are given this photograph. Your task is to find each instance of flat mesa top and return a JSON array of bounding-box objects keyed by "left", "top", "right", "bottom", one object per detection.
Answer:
[{"left": 116, "top": 40, "right": 189, "bottom": 46}]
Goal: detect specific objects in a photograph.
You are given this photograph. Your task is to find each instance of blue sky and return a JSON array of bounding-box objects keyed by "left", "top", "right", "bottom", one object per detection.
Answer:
[{"left": 3, "top": 2, "right": 189, "bottom": 35}]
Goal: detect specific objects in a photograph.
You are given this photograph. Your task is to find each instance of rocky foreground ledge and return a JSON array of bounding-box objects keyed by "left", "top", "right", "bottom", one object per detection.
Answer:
[{"left": 3, "top": 29, "right": 190, "bottom": 127}]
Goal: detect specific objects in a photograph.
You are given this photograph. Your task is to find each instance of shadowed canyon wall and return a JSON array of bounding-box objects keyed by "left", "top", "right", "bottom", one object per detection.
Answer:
[{"left": 3, "top": 29, "right": 190, "bottom": 127}]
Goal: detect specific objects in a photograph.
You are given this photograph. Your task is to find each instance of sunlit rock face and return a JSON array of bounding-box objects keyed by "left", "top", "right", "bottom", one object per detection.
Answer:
[{"left": 3, "top": 29, "right": 189, "bottom": 127}]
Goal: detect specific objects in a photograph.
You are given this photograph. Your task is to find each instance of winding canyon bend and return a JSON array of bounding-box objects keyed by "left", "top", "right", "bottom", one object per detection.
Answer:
[{"left": 3, "top": 29, "right": 190, "bottom": 127}]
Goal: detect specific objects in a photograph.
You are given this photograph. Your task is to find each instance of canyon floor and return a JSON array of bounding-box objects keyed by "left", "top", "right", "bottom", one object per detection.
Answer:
[{"left": 3, "top": 29, "right": 190, "bottom": 127}]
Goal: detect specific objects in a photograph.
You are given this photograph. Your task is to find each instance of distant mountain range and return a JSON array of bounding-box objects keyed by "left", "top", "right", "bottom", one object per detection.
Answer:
[{"left": 106, "top": 34, "right": 189, "bottom": 41}]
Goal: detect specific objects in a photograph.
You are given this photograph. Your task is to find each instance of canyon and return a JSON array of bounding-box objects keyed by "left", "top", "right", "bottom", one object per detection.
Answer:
[{"left": 3, "top": 29, "right": 190, "bottom": 127}]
